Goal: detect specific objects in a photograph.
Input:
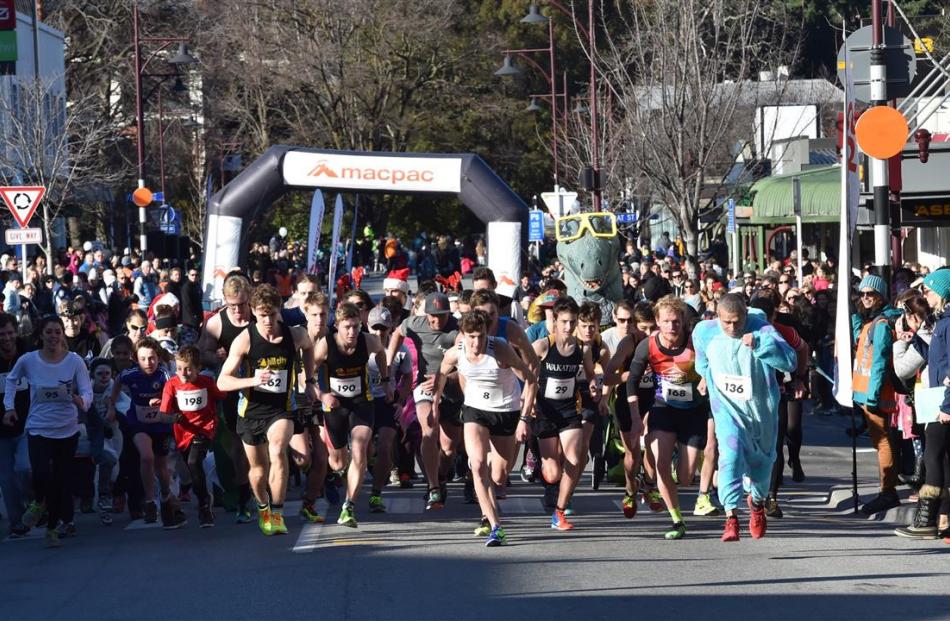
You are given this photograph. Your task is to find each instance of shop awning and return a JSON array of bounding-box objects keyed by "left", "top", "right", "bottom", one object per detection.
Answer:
[{"left": 746, "top": 165, "right": 841, "bottom": 224}]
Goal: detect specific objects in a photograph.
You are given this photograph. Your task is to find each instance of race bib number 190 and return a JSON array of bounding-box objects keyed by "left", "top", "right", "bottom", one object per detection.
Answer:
[{"left": 330, "top": 376, "right": 362, "bottom": 398}]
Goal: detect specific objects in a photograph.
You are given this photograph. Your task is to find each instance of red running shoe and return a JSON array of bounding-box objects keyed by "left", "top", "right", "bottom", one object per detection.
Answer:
[
  {"left": 621, "top": 493, "right": 637, "bottom": 519},
  {"left": 721, "top": 516, "right": 740, "bottom": 542},
  {"left": 748, "top": 495, "right": 767, "bottom": 539}
]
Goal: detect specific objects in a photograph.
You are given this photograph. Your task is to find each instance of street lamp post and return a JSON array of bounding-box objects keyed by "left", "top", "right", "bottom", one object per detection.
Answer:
[
  {"left": 520, "top": 1, "right": 601, "bottom": 210},
  {"left": 132, "top": 3, "right": 195, "bottom": 254}
]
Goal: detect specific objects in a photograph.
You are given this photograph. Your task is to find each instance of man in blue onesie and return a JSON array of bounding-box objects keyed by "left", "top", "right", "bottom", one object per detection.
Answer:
[{"left": 693, "top": 293, "right": 796, "bottom": 542}]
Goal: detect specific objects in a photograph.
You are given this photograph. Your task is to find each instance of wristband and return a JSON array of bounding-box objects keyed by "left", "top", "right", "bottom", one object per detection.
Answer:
[{"left": 519, "top": 415, "right": 531, "bottom": 422}]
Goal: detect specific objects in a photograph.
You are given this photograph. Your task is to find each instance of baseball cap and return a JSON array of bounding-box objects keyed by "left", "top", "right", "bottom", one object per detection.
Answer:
[
  {"left": 368, "top": 306, "right": 394, "bottom": 329},
  {"left": 424, "top": 292, "right": 451, "bottom": 315},
  {"left": 538, "top": 289, "right": 560, "bottom": 308}
]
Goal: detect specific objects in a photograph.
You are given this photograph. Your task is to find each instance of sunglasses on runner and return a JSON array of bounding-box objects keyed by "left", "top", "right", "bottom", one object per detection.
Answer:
[{"left": 555, "top": 212, "right": 617, "bottom": 242}]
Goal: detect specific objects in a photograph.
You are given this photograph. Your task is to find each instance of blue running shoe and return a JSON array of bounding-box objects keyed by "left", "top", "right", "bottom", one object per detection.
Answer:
[{"left": 485, "top": 525, "right": 507, "bottom": 547}]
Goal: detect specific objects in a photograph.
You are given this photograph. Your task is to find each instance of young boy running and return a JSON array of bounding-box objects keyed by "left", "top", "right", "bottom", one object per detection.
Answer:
[{"left": 160, "top": 346, "right": 226, "bottom": 527}]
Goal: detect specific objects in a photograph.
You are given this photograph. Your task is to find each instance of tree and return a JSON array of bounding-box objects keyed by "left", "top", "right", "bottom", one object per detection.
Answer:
[
  {"left": 0, "top": 76, "right": 123, "bottom": 271},
  {"left": 597, "top": 0, "right": 799, "bottom": 256}
]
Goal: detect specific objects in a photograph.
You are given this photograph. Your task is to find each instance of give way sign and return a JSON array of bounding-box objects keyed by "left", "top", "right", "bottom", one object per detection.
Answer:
[{"left": 0, "top": 186, "right": 45, "bottom": 228}]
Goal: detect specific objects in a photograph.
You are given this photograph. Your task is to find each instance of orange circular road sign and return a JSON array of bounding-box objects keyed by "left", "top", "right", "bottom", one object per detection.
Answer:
[
  {"left": 132, "top": 187, "right": 153, "bottom": 207},
  {"left": 854, "top": 106, "right": 909, "bottom": 159}
]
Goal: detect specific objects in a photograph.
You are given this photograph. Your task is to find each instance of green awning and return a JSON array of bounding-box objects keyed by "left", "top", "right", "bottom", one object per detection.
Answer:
[{"left": 746, "top": 165, "right": 841, "bottom": 224}]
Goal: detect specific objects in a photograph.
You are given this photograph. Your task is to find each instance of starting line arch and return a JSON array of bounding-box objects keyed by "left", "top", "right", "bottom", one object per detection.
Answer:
[{"left": 202, "top": 146, "right": 529, "bottom": 304}]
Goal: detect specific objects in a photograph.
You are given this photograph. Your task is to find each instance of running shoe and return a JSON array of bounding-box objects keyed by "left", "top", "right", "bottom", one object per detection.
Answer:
[
  {"left": 368, "top": 494, "right": 386, "bottom": 513},
  {"left": 860, "top": 490, "right": 900, "bottom": 516},
  {"left": 664, "top": 522, "right": 686, "bottom": 540},
  {"left": 748, "top": 495, "right": 767, "bottom": 539},
  {"left": 9, "top": 523, "right": 29, "bottom": 538},
  {"left": 721, "top": 516, "right": 740, "bottom": 542},
  {"left": 271, "top": 511, "right": 288, "bottom": 535},
  {"left": 474, "top": 517, "right": 491, "bottom": 537},
  {"left": 324, "top": 473, "right": 342, "bottom": 505},
  {"left": 144, "top": 501, "right": 159, "bottom": 524},
  {"left": 693, "top": 492, "right": 721, "bottom": 517},
  {"left": 100, "top": 512, "right": 113, "bottom": 526},
  {"left": 21, "top": 501, "right": 45, "bottom": 529},
  {"left": 199, "top": 505, "right": 215, "bottom": 528},
  {"left": 425, "top": 488, "right": 444, "bottom": 511},
  {"left": 790, "top": 460, "right": 806, "bottom": 483},
  {"left": 643, "top": 488, "right": 664, "bottom": 513},
  {"left": 57, "top": 522, "right": 77, "bottom": 538},
  {"left": 300, "top": 501, "right": 326, "bottom": 523},
  {"left": 45, "top": 529, "right": 62, "bottom": 548},
  {"left": 765, "top": 496, "right": 783, "bottom": 519},
  {"left": 236, "top": 507, "right": 253, "bottom": 524},
  {"left": 96, "top": 498, "right": 113, "bottom": 513},
  {"left": 485, "top": 525, "right": 507, "bottom": 547},
  {"left": 399, "top": 473, "right": 413, "bottom": 489},
  {"left": 464, "top": 478, "right": 477, "bottom": 504},
  {"left": 163, "top": 506, "right": 187, "bottom": 530},
  {"left": 550, "top": 509, "right": 574, "bottom": 531},
  {"left": 258, "top": 506, "right": 274, "bottom": 536},
  {"left": 337, "top": 502, "right": 358, "bottom": 528},
  {"left": 563, "top": 501, "right": 574, "bottom": 516},
  {"left": 621, "top": 493, "right": 638, "bottom": 519},
  {"left": 494, "top": 483, "right": 507, "bottom": 500}
]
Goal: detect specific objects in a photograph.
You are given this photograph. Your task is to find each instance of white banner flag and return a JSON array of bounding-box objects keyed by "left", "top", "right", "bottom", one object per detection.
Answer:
[
  {"left": 307, "top": 190, "right": 325, "bottom": 274},
  {"left": 834, "top": 46, "right": 861, "bottom": 407},
  {"left": 327, "top": 194, "right": 345, "bottom": 309}
]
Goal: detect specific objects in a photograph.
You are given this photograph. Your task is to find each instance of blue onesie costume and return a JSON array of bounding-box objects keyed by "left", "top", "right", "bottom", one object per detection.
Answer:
[{"left": 692, "top": 310, "right": 796, "bottom": 511}]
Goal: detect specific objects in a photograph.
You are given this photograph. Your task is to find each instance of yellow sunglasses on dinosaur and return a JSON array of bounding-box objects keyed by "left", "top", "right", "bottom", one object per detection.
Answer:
[{"left": 555, "top": 212, "right": 617, "bottom": 242}]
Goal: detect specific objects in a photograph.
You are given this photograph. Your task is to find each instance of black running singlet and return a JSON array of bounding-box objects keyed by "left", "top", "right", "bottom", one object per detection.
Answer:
[
  {"left": 538, "top": 335, "right": 582, "bottom": 416},
  {"left": 324, "top": 331, "right": 372, "bottom": 402},
  {"left": 239, "top": 323, "right": 298, "bottom": 417}
]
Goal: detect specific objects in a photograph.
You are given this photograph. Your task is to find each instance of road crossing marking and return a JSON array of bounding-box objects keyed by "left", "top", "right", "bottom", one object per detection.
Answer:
[
  {"left": 499, "top": 497, "right": 543, "bottom": 514},
  {"left": 382, "top": 497, "right": 425, "bottom": 514},
  {"left": 124, "top": 519, "right": 162, "bottom": 531},
  {"left": 291, "top": 499, "right": 329, "bottom": 553}
]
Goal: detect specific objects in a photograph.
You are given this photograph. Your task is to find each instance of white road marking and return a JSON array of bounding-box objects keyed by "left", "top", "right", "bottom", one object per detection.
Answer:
[
  {"left": 383, "top": 497, "right": 425, "bottom": 514},
  {"left": 291, "top": 499, "right": 329, "bottom": 553},
  {"left": 499, "top": 497, "right": 543, "bottom": 514},
  {"left": 124, "top": 519, "right": 162, "bottom": 531}
]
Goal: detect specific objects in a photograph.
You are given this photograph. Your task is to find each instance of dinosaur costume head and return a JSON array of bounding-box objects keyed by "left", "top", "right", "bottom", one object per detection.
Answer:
[{"left": 556, "top": 222, "right": 623, "bottom": 324}]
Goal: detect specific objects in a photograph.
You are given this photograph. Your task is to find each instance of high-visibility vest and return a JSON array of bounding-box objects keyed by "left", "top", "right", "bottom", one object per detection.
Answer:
[{"left": 852, "top": 316, "right": 897, "bottom": 413}]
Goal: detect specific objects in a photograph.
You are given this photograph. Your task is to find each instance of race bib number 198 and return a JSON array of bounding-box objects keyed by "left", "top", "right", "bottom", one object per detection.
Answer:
[{"left": 176, "top": 389, "right": 208, "bottom": 412}]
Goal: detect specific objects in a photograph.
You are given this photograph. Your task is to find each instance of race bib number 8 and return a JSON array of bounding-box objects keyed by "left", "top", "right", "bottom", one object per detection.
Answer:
[
  {"left": 254, "top": 369, "right": 288, "bottom": 394},
  {"left": 36, "top": 384, "right": 69, "bottom": 403},
  {"left": 545, "top": 376, "right": 575, "bottom": 400},
  {"left": 661, "top": 381, "right": 693, "bottom": 403},
  {"left": 470, "top": 385, "right": 503, "bottom": 408},
  {"left": 717, "top": 374, "right": 751, "bottom": 402},
  {"left": 330, "top": 376, "right": 362, "bottom": 398},
  {"left": 176, "top": 389, "right": 208, "bottom": 412}
]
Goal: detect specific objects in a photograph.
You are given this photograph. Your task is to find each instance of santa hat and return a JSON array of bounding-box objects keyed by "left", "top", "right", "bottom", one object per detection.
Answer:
[{"left": 383, "top": 268, "right": 410, "bottom": 294}]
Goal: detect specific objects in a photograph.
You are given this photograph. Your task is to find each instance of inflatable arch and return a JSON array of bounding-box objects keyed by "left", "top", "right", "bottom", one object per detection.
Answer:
[{"left": 202, "top": 146, "right": 529, "bottom": 305}]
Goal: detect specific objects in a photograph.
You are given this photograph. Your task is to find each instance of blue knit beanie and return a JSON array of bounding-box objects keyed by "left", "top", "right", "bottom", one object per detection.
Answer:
[
  {"left": 858, "top": 274, "right": 887, "bottom": 299},
  {"left": 923, "top": 270, "right": 950, "bottom": 301}
]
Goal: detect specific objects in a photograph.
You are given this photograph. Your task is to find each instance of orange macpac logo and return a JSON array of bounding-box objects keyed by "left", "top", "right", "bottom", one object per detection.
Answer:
[
  {"left": 308, "top": 161, "right": 339, "bottom": 178},
  {"left": 308, "top": 160, "right": 436, "bottom": 185}
]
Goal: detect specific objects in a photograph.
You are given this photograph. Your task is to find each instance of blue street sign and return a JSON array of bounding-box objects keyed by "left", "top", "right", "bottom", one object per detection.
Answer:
[
  {"left": 152, "top": 192, "right": 164, "bottom": 203},
  {"left": 159, "top": 204, "right": 176, "bottom": 224},
  {"left": 726, "top": 198, "right": 736, "bottom": 234},
  {"left": 528, "top": 210, "right": 544, "bottom": 242},
  {"left": 616, "top": 212, "right": 637, "bottom": 224}
]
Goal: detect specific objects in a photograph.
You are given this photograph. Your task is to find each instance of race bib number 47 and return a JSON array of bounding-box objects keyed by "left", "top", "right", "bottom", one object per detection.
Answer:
[{"left": 717, "top": 374, "right": 751, "bottom": 402}]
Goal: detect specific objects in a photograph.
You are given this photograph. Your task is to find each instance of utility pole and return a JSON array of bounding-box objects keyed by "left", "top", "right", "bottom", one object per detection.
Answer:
[{"left": 870, "top": 0, "right": 890, "bottom": 283}]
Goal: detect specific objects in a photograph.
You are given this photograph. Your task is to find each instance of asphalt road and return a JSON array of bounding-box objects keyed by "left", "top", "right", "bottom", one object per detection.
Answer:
[{"left": 2, "top": 409, "right": 949, "bottom": 621}]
